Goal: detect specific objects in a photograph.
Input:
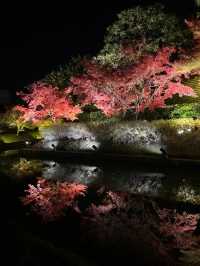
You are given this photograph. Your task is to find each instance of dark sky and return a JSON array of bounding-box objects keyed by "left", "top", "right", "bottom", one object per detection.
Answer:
[{"left": 0, "top": 0, "right": 197, "bottom": 95}]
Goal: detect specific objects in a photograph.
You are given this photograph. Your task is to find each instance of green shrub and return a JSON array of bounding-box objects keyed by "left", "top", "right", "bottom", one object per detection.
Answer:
[
  {"left": 170, "top": 103, "right": 200, "bottom": 118},
  {"left": 96, "top": 4, "right": 193, "bottom": 68},
  {"left": 78, "top": 104, "right": 108, "bottom": 121},
  {"left": 139, "top": 107, "right": 174, "bottom": 120},
  {"left": 0, "top": 109, "right": 36, "bottom": 134}
]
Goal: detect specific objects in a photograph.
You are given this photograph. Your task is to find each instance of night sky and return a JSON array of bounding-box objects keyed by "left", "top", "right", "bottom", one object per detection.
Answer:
[{"left": 0, "top": 1, "right": 197, "bottom": 101}]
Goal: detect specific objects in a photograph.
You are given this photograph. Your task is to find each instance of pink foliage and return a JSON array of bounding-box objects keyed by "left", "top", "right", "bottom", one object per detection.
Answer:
[
  {"left": 158, "top": 208, "right": 200, "bottom": 250},
  {"left": 15, "top": 82, "right": 82, "bottom": 123},
  {"left": 22, "top": 179, "right": 200, "bottom": 255},
  {"left": 15, "top": 48, "right": 196, "bottom": 121},
  {"left": 22, "top": 179, "right": 87, "bottom": 222},
  {"left": 84, "top": 190, "right": 200, "bottom": 251},
  {"left": 69, "top": 47, "right": 196, "bottom": 116}
]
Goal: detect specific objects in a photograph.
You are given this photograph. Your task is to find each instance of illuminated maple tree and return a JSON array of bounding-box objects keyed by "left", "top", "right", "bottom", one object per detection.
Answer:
[
  {"left": 15, "top": 49, "right": 196, "bottom": 122},
  {"left": 15, "top": 82, "right": 82, "bottom": 123},
  {"left": 69, "top": 47, "right": 196, "bottom": 117}
]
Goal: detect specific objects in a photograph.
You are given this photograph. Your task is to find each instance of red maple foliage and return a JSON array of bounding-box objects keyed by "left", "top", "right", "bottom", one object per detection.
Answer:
[
  {"left": 22, "top": 178, "right": 87, "bottom": 222},
  {"left": 158, "top": 208, "right": 200, "bottom": 250},
  {"left": 15, "top": 82, "right": 82, "bottom": 123},
  {"left": 15, "top": 48, "right": 196, "bottom": 121},
  {"left": 69, "top": 47, "right": 196, "bottom": 116}
]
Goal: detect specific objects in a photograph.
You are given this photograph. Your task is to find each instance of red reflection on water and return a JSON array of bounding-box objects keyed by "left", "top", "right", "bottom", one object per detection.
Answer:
[{"left": 22, "top": 178, "right": 87, "bottom": 222}]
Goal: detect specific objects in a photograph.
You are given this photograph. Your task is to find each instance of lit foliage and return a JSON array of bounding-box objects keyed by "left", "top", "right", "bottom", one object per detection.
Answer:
[
  {"left": 97, "top": 4, "right": 193, "bottom": 68},
  {"left": 0, "top": 108, "right": 35, "bottom": 134},
  {"left": 70, "top": 48, "right": 196, "bottom": 116},
  {"left": 170, "top": 103, "right": 200, "bottom": 118},
  {"left": 22, "top": 179, "right": 87, "bottom": 222},
  {"left": 15, "top": 82, "right": 82, "bottom": 123},
  {"left": 14, "top": 5, "right": 197, "bottom": 122},
  {"left": 15, "top": 52, "right": 197, "bottom": 122}
]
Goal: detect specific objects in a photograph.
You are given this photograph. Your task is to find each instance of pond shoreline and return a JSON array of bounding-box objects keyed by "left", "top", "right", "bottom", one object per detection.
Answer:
[{"left": 9, "top": 148, "right": 200, "bottom": 169}]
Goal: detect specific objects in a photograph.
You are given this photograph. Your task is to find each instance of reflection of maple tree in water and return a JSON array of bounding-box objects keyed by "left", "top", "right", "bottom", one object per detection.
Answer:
[
  {"left": 159, "top": 208, "right": 199, "bottom": 250},
  {"left": 82, "top": 191, "right": 200, "bottom": 252},
  {"left": 22, "top": 179, "right": 87, "bottom": 222},
  {"left": 22, "top": 179, "right": 200, "bottom": 254}
]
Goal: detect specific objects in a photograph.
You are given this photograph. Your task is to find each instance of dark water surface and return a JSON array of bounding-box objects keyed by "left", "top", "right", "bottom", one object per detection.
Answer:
[{"left": 2, "top": 156, "right": 200, "bottom": 266}]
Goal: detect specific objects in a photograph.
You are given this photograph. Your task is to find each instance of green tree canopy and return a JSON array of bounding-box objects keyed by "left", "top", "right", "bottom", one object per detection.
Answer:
[{"left": 96, "top": 4, "right": 193, "bottom": 68}]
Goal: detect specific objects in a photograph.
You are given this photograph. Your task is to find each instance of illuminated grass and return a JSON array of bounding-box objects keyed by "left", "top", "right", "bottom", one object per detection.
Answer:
[
  {"left": 0, "top": 134, "right": 25, "bottom": 143},
  {"left": 154, "top": 118, "right": 200, "bottom": 128},
  {"left": 0, "top": 130, "right": 42, "bottom": 144}
]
